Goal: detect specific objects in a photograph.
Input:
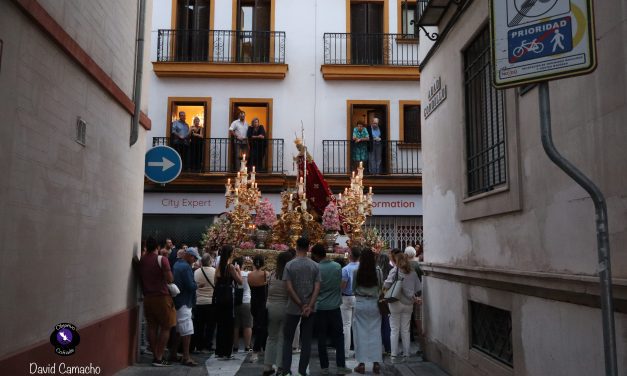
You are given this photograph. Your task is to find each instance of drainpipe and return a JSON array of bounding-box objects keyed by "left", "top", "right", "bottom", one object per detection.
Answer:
[{"left": 130, "top": 0, "right": 146, "bottom": 146}]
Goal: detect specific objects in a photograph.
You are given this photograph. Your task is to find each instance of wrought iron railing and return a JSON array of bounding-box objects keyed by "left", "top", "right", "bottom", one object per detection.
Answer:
[
  {"left": 322, "top": 140, "right": 422, "bottom": 175},
  {"left": 156, "top": 29, "right": 286, "bottom": 63},
  {"left": 323, "top": 33, "right": 419, "bottom": 66},
  {"left": 152, "top": 137, "right": 284, "bottom": 174}
]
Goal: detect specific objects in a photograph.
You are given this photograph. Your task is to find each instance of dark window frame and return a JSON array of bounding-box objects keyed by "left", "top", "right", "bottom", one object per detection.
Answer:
[
  {"left": 464, "top": 26, "right": 507, "bottom": 197},
  {"left": 470, "top": 301, "right": 513, "bottom": 367}
]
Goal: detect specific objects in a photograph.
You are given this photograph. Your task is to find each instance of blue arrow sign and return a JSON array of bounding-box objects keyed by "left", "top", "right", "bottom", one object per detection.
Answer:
[{"left": 145, "top": 146, "right": 182, "bottom": 184}]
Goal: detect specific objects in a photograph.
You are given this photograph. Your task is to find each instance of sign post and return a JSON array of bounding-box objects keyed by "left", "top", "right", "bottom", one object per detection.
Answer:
[
  {"left": 144, "top": 146, "right": 182, "bottom": 184},
  {"left": 490, "top": 2, "right": 616, "bottom": 375}
]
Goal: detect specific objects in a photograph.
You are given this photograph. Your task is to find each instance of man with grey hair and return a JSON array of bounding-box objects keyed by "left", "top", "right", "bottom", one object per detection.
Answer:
[
  {"left": 404, "top": 245, "right": 424, "bottom": 355},
  {"left": 171, "top": 111, "right": 190, "bottom": 171},
  {"left": 367, "top": 117, "right": 383, "bottom": 175}
]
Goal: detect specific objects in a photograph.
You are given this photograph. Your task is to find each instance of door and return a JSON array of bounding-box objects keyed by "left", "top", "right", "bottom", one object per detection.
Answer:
[
  {"left": 175, "top": 0, "right": 211, "bottom": 61},
  {"left": 350, "top": 2, "right": 383, "bottom": 64},
  {"left": 236, "top": 0, "right": 271, "bottom": 63}
]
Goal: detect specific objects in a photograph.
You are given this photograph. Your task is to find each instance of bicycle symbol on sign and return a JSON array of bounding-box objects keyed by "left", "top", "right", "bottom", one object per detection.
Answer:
[{"left": 512, "top": 39, "right": 544, "bottom": 58}]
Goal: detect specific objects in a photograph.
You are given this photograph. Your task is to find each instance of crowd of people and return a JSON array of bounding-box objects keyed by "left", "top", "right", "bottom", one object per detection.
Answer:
[{"left": 136, "top": 236, "right": 424, "bottom": 375}]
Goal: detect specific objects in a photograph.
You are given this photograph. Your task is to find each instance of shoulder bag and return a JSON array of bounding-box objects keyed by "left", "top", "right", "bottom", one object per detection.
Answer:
[
  {"left": 383, "top": 268, "right": 404, "bottom": 303},
  {"left": 157, "top": 255, "right": 180, "bottom": 297}
]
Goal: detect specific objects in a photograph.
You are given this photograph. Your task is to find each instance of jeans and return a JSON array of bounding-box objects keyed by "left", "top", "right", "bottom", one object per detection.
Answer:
[
  {"left": 389, "top": 301, "right": 413, "bottom": 357},
  {"left": 381, "top": 313, "right": 391, "bottom": 353},
  {"left": 282, "top": 313, "right": 315, "bottom": 375},
  {"left": 191, "top": 304, "right": 216, "bottom": 351},
  {"left": 265, "top": 302, "right": 287, "bottom": 369},
  {"left": 316, "top": 308, "right": 346, "bottom": 369},
  {"left": 340, "top": 296, "right": 355, "bottom": 353},
  {"left": 368, "top": 141, "right": 382, "bottom": 174}
]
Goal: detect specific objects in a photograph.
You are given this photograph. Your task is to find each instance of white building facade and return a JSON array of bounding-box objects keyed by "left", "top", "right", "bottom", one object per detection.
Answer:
[
  {"left": 418, "top": 1, "right": 627, "bottom": 375},
  {"left": 145, "top": 0, "right": 425, "bottom": 248}
]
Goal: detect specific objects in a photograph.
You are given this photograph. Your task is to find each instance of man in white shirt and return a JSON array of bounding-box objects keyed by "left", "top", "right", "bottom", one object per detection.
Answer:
[{"left": 229, "top": 111, "right": 249, "bottom": 170}]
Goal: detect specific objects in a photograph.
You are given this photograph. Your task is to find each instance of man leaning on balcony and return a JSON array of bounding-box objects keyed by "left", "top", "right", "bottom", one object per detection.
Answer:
[
  {"left": 230, "top": 111, "right": 249, "bottom": 171},
  {"left": 171, "top": 111, "right": 191, "bottom": 171},
  {"left": 367, "top": 117, "right": 383, "bottom": 175}
]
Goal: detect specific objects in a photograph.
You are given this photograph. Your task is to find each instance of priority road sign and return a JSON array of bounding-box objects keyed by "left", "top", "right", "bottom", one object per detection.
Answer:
[
  {"left": 490, "top": 0, "right": 596, "bottom": 88},
  {"left": 144, "top": 145, "right": 182, "bottom": 184}
]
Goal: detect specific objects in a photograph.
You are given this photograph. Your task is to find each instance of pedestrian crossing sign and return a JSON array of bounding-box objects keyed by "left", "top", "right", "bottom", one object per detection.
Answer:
[{"left": 490, "top": 0, "right": 597, "bottom": 88}]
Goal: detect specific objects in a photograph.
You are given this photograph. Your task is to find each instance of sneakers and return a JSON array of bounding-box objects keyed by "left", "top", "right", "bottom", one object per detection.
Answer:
[
  {"left": 151, "top": 359, "right": 171, "bottom": 367},
  {"left": 336, "top": 366, "right": 352, "bottom": 374}
]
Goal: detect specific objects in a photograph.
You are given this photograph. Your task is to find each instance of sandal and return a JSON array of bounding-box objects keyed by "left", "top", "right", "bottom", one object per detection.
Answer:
[
  {"left": 181, "top": 359, "right": 198, "bottom": 367},
  {"left": 373, "top": 362, "right": 381, "bottom": 374},
  {"left": 354, "top": 363, "right": 365, "bottom": 374}
]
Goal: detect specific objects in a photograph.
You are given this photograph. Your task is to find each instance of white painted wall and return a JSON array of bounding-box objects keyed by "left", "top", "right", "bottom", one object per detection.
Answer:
[
  {"left": 0, "top": 0, "right": 150, "bottom": 358},
  {"left": 147, "top": 0, "right": 422, "bottom": 173},
  {"left": 419, "top": 0, "right": 627, "bottom": 375}
]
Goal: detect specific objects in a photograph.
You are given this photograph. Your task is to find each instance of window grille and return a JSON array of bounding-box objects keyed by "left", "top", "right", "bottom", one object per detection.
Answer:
[
  {"left": 365, "top": 216, "right": 423, "bottom": 249},
  {"left": 75, "top": 117, "right": 86, "bottom": 146},
  {"left": 470, "top": 301, "right": 513, "bottom": 367},
  {"left": 464, "top": 27, "right": 506, "bottom": 196}
]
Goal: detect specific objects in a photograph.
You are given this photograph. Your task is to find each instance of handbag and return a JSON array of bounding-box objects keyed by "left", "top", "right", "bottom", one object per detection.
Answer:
[
  {"left": 383, "top": 269, "right": 404, "bottom": 303},
  {"left": 377, "top": 294, "right": 391, "bottom": 315},
  {"left": 157, "top": 255, "right": 180, "bottom": 297}
]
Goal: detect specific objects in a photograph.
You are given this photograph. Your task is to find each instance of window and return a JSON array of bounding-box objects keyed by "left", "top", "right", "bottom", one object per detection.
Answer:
[
  {"left": 350, "top": 1, "right": 385, "bottom": 64},
  {"left": 347, "top": 100, "right": 389, "bottom": 174},
  {"left": 174, "top": 0, "right": 212, "bottom": 61},
  {"left": 166, "top": 97, "right": 211, "bottom": 172},
  {"left": 228, "top": 98, "right": 273, "bottom": 172},
  {"left": 400, "top": 0, "right": 417, "bottom": 36},
  {"left": 235, "top": 0, "right": 271, "bottom": 62},
  {"left": 400, "top": 101, "right": 421, "bottom": 144},
  {"left": 464, "top": 27, "right": 506, "bottom": 197},
  {"left": 470, "top": 301, "right": 513, "bottom": 367}
]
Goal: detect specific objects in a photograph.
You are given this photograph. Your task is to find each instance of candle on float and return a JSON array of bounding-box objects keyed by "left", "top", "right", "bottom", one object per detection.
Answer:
[
  {"left": 301, "top": 200, "right": 307, "bottom": 211},
  {"left": 253, "top": 166, "right": 256, "bottom": 173},
  {"left": 369, "top": 186, "right": 373, "bottom": 194},
  {"left": 359, "top": 161, "right": 363, "bottom": 168},
  {"left": 300, "top": 177, "right": 303, "bottom": 184},
  {"left": 352, "top": 171, "right": 355, "bottom": 179},
  {"left": 338, "top": 193, "right": 342, "bottom": 202}
]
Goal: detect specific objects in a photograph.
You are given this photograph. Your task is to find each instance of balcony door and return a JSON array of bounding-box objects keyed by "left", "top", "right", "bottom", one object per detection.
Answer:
[
  {"left": 236, "top": 0, "right": 271, "bottom": 63},
  {"left": 350, "top": 2, "right": 384, "bottom": 64},
  {"left": 175, "top": 0, "right": 211, "bottom": 61}
]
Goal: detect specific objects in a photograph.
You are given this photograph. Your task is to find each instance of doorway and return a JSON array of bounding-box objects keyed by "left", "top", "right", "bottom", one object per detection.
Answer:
[{"left": 350, "top": 2, "right": 384, "bottom": 64}]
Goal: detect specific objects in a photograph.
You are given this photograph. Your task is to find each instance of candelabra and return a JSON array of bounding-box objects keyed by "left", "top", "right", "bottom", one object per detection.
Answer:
[
  {"left": 225, "top": 154, "right": 262, "bottom": 242},
  {"left": 336, "top": 161, "right": 373, "bottom": 245},
  {"left": 272, "top": 187, "right": 317, "bottom": 248}
]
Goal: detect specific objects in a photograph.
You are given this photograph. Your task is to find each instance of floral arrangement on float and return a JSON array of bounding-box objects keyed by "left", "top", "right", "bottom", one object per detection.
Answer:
[
  {"left": 201, "top": 215, "right": 235, "bottom": 251},
  {"left": 322, "top": 201, "right": 341, "bottom": 251},
  {"left": 254, "top": 198, "right": 276, "bottom": 248}
]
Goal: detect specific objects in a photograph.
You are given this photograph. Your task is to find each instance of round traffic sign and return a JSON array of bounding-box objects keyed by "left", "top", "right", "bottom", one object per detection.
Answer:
[{"left": 144, "top": 146, "right": 182, "bottom": 184}]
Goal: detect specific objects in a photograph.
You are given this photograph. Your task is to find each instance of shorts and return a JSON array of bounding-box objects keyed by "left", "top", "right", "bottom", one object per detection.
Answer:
[
  {"left": 176, "top": 305, "right": 194, "bottom": 336},
  {"left": 234, "top": 303, "right": 253, "bottom": 328},
  {"left": 143, "top": 295, "right": 176, "bottom": 329}
]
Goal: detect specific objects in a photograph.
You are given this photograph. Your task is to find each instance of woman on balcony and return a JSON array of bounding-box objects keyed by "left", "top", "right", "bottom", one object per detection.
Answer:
[
  {"left": 352, "top": 121, "right": 370, "bottom": 172},
  {"left": 247, "top": 118, "right": 267, "bottom": 172},
  {"left": 189, "top": 117, "right": 204, "bottom": 172}
]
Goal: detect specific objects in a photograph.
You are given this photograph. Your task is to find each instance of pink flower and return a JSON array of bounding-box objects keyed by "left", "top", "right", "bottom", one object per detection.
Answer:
[
  {"left": 271, "top": 243, "right": 289, "bottom": 252},
  {"left": 255, "top": 199, "right": 277, "bottom": 230},
  {"left": 322, "top": 202, "right": 341, "bottom": 231}
]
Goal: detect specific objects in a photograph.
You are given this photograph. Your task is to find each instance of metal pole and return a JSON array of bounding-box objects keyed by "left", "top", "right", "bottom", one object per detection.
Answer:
[
  {"left": 130, "top": 0, "right": 146, "bottom": 146},
  {"left": 538, "top": 82, "right": 617, "bottom": 376}
]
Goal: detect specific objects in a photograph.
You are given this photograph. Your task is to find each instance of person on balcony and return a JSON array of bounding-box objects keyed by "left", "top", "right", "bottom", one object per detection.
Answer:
[
  {"left": 247, "top": 117, "right": 267, "bottom": 172},
  {"left": 367, "top": 117, "right": 383, "bottom": 175},
  {"left": 189, "top": 117, "right": 204, "bottom": 172},
  {"left": 352, "top": 121, "right": 370, "bottom": 172},
  {"left": 229, "top": 111, "right": 249, "bottom": 171},
  {"left": 171, "top": 111, "right": 190, "bottom": 171}
]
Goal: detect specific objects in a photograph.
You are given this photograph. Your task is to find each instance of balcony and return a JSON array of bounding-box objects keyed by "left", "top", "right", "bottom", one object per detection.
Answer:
[
  {"left": 151, "top": 137, "right": 285, "bottom": 175},
  {"left": 153, "top": 29, "right": 288, "bottom": 79},
  {"left": 320, "top": 140, "right": 421, "bottom": 190},
  {"left": 321, "top": 33, "right": 420, "bottom": 80},
  {"left": 416, "top": 0, "right": 455, "bottom": 26}
]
